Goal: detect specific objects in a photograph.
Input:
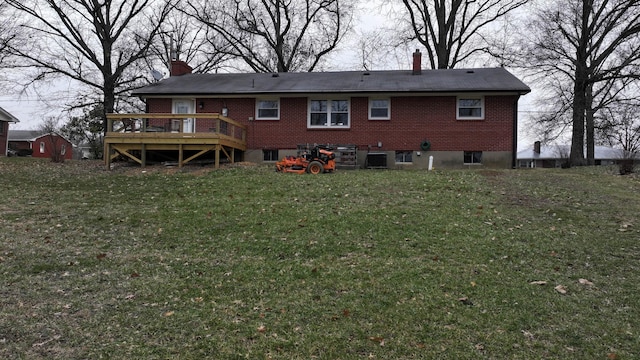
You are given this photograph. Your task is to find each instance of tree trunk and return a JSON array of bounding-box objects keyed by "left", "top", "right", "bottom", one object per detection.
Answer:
[
  {"left": 570, "top": 69, "right": 587, "bottom": 166},
  {"left": 102, "top": 79, "right": 116, "bottom": 136},
  {"left": 435, "top": 0, "right": 449, "bottom": 69},
  {"left": 586, "top": 82, "right": 595, "bottom": 165},
  {"left": 570, "top": 0, "right": 591, "bottom": 167}
]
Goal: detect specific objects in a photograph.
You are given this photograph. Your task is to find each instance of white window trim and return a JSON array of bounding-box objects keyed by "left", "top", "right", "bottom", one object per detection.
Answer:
[
  {"left": 395, "top": 150, "right": 413, "bottom": 164},
  {"left": 457, "top": 96, "right": 485, "bottom": 120},
  {"left": 256, "top": 98, "right": 280, "bottom": 120},
  {"left": 39, "top": 142, "right": 45, "bottom": 153},
  {"left": 307, "top": 98, "right": 351, "bottom": 129},
  {"left": 369, "top": 98, "right": 391, "bottom": 120}
]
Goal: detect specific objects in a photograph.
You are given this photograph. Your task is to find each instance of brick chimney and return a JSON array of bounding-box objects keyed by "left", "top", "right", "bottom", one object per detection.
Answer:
[
  {"left": 534, "top": 141, "right": 541, "bottom": 154},
  {"left": 412, "top": 49, "right": 422, "bottom": 75},
  {"left": 171, "top": 60, "right": 192, "bottom": 77}
]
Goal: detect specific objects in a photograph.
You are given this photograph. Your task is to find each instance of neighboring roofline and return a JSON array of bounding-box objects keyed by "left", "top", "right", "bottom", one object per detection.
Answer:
[
  {"left": 9, "top": 130, "right": 74, "bottom": 144},
  {"left": 516, "top": 144, "right": 635, "bottom": 160},
  {"left": 0, "top": 105, "right": 20, "bottom": 123}
]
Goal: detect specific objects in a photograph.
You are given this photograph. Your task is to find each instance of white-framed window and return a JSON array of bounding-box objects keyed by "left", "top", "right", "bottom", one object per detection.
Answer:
[
  {"left": 256, "top": 99, "right": 280, "bottom": 120},
  {"left": 395, "top": 151, "right": 413, "bottom": 164},
  {"left": 39, "top": 142, "right": 45, "bottom": 153},
  {"left": 369, "top": 98, "right": 390, "bottom": 120},
  {"left": 61, "top": 144, "right": 66, "bottom": 155},
  {"left": 464, "top": 151, "right": 482, "bottom": 165},
  {"left": 308, "top": 99, "right": 350, "bottom": 128},
  {"left": 457, "top": 96, "right": 484, "bottom": 120}
]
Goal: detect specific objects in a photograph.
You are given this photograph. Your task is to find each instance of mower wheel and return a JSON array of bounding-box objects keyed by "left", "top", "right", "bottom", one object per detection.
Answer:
[{"left": 307, "top": 161, "right": 324, "bottom": 174}]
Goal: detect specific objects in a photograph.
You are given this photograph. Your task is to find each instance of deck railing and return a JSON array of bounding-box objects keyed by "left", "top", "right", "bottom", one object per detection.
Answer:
[
  {"left": 104, "top": 113, "right": 247, "bottom": 168},
  {"left": 106, "top": 113, "right": 247, "bottom": 144}
]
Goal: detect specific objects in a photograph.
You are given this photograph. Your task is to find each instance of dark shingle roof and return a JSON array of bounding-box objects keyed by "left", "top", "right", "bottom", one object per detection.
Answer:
[
  {"left": 132, "top": 67, "right": 530, "bottom": 97},
  {"left": 9, "top": 130, "right": 75, "bottom": 145},
  {"left": 8, "top": 130, "right": 43, "bottom": 141}
]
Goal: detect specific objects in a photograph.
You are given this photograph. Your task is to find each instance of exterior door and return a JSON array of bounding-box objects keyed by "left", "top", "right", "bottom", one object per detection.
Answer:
[{"left": 173, "top": 100, "right": 195, "bottom": 133}]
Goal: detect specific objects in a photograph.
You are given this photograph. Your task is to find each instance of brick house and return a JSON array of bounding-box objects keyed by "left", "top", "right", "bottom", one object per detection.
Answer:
[
  {"left": 0, "top": 106, "right": 20, "bottom": 156},
  {"left": 129, "top": 51, "right": 530, "bottom": 169},
  {"left": 8, "top": 130, "right": 73, "bottom": 161}
]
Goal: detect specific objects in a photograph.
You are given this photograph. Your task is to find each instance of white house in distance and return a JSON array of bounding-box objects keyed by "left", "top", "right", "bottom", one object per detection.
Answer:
[
  {"left": 0, "top": 106, "right": 20, "bottom": 156},
  {"left": 517, "top": 141, "right": 632, "bottom": 168}
]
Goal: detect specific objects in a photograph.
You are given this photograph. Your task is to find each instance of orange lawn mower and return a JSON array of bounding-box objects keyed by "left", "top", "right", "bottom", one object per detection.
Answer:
[{"left": 275, "top": 145, "right": 336, "bottom": 174}]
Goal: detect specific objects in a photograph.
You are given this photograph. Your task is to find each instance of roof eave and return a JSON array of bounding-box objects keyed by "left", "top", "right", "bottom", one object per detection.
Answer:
[{"left": 134, "top": 89, "right": 531, "bottom": 98}]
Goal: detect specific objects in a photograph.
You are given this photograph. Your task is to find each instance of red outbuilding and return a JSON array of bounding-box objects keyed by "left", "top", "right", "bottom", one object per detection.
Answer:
[{"left": 8, "top": 130, "right": 73, "bottom": 161}]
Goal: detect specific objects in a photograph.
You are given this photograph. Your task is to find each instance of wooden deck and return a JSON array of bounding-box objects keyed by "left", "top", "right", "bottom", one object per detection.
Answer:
[{"left": 105, "top": 113, "right": 247, "bottom": 169}]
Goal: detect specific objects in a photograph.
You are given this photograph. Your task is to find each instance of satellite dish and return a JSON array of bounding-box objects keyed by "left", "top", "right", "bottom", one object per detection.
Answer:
[{"left": 151, "top": 69, "right": 164, "bottom": 82}]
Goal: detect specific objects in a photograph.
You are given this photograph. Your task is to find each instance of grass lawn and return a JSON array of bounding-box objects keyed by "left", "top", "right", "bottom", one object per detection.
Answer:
[{"left": 1, "top": 158, "right": 639, "bottom": 359}]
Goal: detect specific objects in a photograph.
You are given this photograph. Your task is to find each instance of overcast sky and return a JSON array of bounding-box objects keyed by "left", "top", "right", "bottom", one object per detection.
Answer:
[{"left": 0, "top": 0, "right": 536, "bottom": 147}]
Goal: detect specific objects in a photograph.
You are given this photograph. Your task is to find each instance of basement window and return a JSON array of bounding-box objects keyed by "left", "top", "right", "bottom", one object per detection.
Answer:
[
  {"left": 395, "top": 151, "right": 413, "bottom": 164},
  {"left": 308, "top": 99, "right": 350, "bottom": 128},
  {"left": 256, "top": 99, "right": 280, "bottom": 120},
  {"left": 263, "top": 149, "right": 279, "bottom": 161},
  {"left": 464, "top": 151, "right": 482, "bottom": 165},
  {"left": 457, "top": 96, "right": 484, "bottom": 120}
]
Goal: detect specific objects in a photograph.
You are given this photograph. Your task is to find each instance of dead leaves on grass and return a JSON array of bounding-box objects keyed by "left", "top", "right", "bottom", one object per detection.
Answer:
[
  {"left": 368, "top": 336, "right": 385, "bottom": 347},
  {"left": 457, "top": 297, "right": 474, "bottom": 306},
  {"left": 578, "top": 278, "right": 594, "bottom": 286},
  {"left": 554, "top": 285, "right": 568, "bottom": 295},
  {"left": 618, "top": 221, "right": 633, "bottom": 232},
  {"left": 528, "top": 278, "right": 595, "bottom": 295},
  {"left": 529, "top": 280, "right": 548, "bottom": 286}
]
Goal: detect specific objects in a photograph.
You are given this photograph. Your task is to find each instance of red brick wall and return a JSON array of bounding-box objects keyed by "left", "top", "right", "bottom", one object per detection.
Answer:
[
  {"left": 145, "top": 95, "right": 517, "bottom": 152},
  {"left": 0, "top": 122, "right": 7, "bottom": 156}
]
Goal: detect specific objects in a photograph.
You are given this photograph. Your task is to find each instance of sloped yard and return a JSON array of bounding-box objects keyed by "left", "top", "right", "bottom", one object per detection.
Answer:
[{"left": 1, "top": 158, "right": 639, "bottom": 359}]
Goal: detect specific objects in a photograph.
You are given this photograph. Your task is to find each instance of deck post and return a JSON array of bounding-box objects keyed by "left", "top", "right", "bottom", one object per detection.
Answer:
[
  {"left": 141, "top": 144, "right": 146, "bottom": 167},
  {"left": 178, "top": 144, "right": 184, "bottom": 168},
  {"left": 105, "top": 118, "right": 112, "bottom": 169},
  {"left": 105, "top": 142, "right": 111, "bottom": 169},
  {"left": 215, "top": 145, "right": 220, "bottom": 168}
]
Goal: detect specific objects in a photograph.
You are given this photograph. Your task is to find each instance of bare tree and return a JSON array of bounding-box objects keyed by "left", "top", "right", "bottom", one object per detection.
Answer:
[
  {"left": 400, "top": 0, "right": 530, "bottom": 69},
  {"left": 146, "top": 8, "right": 232, "bottom": 76},
  {"left": 0, "top": 0, "right": 18, "bottom": 67},
  {"left": 60, "top": 104, "right": 105, "bottom": 160},
  {"left": 599, "top": 100, "right": 640, "bottom": 155},
  {"left": 5, "top": 0, "right": 175, "bottom": 133},
  {"left": 185, "top": 0, "right": 354, "bottom": 73},
  {"left": 525, "top": 0, "right": 640, "bottom": 166}
]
